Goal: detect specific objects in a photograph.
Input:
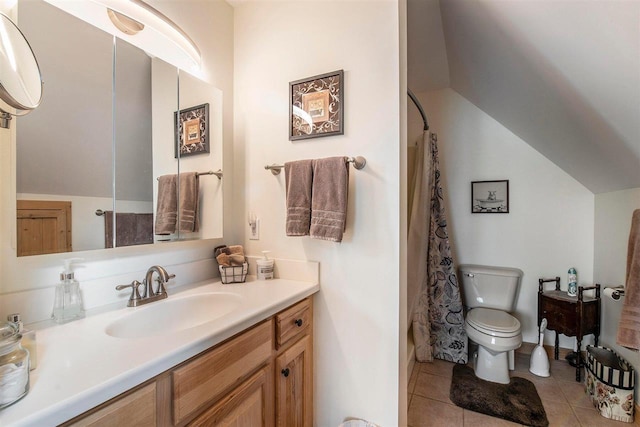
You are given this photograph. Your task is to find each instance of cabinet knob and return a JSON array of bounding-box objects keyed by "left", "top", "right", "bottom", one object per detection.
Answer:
[
  {"left": 281, "top": 368, "right": 290, "bottom": 377},
  {"left": 294, "top": 319, "right": 303, "bottom": 327}
]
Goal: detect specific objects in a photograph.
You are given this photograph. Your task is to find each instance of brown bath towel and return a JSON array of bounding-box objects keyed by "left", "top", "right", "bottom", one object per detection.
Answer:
[
  {"left": 155, "top": 173, "right": 199, "bottom": 234},
  {"left": 178, "top": 172, "right": 200, "bottom": 233},
  {"left": 285, "top": 159, "right": 314, "bottom": 236},
  {"left": 105, "top": 212, "right": 153, "bottom": 248},
  {"left": 155, "top": 174, "right": 178, "bottom": 235},
  {"left": 617, "top": 209, "right": 640, "bottom": 350},
  {"left": 310, "top": 156, "right": 349, "bottom": 242}
]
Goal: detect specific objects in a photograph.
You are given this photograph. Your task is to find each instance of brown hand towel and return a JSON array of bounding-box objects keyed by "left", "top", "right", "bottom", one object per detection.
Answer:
[
  {"left": 178, "top": 172, "right": 200, "bottom": 233},
  {"left": 617, "top": 209, "right": 640, "bottom": 350},
  {"left": 285, "top": 159, "right": 314, "bottom": 236},
  {"left": 155, "top": 174, "right": 178, "bottom": 235},
  {"left": 310, "top": 156, "right": 349, "bottom": 242}
]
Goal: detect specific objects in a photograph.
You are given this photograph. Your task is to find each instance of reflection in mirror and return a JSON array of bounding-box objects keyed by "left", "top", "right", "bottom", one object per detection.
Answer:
[
  {"left": 151, "top": 64, "right": 223, "bottom": 243},
  {"left": 16, "top": 0, "right": 113, "bottom": 255},
  {"left": 112, "top": 37, "right": 154, "bottom": 248},
  {"left": 14, "top": 0, "right": 223, "bottom": 256}
]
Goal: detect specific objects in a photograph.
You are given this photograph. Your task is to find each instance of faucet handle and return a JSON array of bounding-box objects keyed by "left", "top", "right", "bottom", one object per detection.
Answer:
[
  {"left": 154, "top": 272, "right": 175, "bottom": 296},
  {"left": 116, "top": 280, "right": 144, "bottom": 306}
]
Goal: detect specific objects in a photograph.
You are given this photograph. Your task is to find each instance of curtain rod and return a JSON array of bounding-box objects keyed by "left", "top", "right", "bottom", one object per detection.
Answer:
[{"left": 408, "top": 89, "right": 429, "bottom": 131}]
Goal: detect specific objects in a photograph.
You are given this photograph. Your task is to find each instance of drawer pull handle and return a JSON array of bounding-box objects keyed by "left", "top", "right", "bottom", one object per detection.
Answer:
[
  {"left": 281, "top": 368, "right": 290, "bottom": 377},
  {"left": 294, "top": 319, "right": 303, "bottom": 327}
]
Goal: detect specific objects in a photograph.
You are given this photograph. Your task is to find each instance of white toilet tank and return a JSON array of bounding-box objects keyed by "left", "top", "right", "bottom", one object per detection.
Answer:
[{"left": 459, "top": 264, "right": 524, "bottom": 312}]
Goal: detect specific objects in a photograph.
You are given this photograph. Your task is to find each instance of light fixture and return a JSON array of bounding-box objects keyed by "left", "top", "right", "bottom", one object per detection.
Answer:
[
  {"left": 107, "top": 8, "right": 144, "bottom": 35},
  {"left": 43, "top": 0, "right": 201, "bottom": 71}
]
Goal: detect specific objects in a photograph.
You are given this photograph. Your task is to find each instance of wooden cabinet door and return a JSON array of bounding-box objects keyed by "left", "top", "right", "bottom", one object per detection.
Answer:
[
  {"left": 65, "top": 383, "right": 156, "bottom": 427},
  {"left": 17, "top": 200, "right": 72, "bottom": 256},
  {"left": 188, "top": 366, "right": 274, "bottom": 427},
  {"left": 275, "top": 335, "right": 312, "bottom": 427}
]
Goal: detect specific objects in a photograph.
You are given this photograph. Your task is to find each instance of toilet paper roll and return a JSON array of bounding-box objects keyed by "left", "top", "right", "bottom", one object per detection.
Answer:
[{"left": 603, "top": 287, "right": 624, "bottom": 300}]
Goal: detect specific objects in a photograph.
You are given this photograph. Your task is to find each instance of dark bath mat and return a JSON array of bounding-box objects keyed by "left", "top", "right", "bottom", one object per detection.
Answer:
[{"left": 450, "top": 364, "right": 549, "bottom": 427}]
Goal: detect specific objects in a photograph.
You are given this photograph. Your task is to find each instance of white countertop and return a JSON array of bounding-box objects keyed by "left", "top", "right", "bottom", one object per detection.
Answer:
[{"left": 0, "top": 277, "right": 319, "bottom": 427}]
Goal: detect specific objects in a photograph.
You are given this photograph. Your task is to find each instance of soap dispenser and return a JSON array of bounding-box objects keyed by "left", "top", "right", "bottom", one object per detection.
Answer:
[
  {"left": 256, "top": 251, "right": 274, "bottom": 280},
  {"left": 52, "top": 258, "right": 85, "bottom": 324}
]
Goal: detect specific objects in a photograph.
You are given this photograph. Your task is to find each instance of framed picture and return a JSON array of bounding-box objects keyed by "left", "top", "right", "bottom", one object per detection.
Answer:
[
  {"left": 289, "top": 70, "right": 344, "bottom": 141},
  {"left": 471, "top": 180, "right": 509, "bottom": 213},
  {"left": 175, "top": 103, "right": 209, "bottom": 157}
]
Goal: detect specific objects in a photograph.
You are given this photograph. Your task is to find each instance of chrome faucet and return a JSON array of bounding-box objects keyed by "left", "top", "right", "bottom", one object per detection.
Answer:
[{"left": 116, "top": 265, "right": 175, "bottom": 307}]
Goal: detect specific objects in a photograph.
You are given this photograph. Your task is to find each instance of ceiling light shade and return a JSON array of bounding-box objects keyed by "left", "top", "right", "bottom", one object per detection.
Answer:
[
  {"left": 43, "top": 0, "right": 201, "bottom": 71},
  {"left": 107, "top": 8, "right": 144, "bottom": 35}
]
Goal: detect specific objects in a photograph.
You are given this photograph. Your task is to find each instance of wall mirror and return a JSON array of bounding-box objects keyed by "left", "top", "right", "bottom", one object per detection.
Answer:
[{"left": 14, "top": 0, "right": 222, "bottom": 257}]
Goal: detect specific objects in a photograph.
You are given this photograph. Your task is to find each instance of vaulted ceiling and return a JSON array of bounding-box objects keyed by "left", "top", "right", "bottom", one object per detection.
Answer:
[{"left": 408, "top": 0, "right": 640, "bottom": 194}]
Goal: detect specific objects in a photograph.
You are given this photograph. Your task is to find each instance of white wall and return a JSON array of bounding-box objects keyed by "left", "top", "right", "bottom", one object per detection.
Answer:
[
  {"left": 594, "top": 187, "right": 640, "bottom": 403},
  {"left": 0, "top": 0, "right": 235, "bottom": 320},
  {"left": 410, "top": 88, "right": 595, "bottom": 348},
  {"left": 594, "top": 188, "right": 640, "bottom": 286},
  {"left": 234, "top": 1, "right": 402, "bottom": 425}
]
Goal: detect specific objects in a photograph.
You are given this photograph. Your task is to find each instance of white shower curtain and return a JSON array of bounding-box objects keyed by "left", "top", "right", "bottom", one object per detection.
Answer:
[{"left": 409, "top": 132, "right": 468, "bottom": 364}]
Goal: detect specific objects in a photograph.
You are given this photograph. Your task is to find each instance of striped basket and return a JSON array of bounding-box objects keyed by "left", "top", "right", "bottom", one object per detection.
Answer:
[{"left": 585, "top": 345, "right": 635, "bottom": 423}]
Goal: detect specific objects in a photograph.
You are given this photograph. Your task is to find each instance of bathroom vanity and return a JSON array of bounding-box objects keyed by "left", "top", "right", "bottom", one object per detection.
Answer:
[{"left": 0, "top": 277, "right": 318, "bottom": 427}]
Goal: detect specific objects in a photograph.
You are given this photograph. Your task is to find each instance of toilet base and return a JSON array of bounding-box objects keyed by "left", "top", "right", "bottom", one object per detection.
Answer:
[{"left": 474, "top": 345, "right": 511, "bottom": 384}]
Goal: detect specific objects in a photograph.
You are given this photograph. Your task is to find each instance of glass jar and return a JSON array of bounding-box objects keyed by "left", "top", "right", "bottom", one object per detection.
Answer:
[{"left": 0, "top": 322, "right": 30, "bottom": 409}]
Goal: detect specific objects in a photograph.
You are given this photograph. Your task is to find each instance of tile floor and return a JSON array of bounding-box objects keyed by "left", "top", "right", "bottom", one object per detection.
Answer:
[{"left": 408, "top": 353, "right": 640, "bottom": 427}]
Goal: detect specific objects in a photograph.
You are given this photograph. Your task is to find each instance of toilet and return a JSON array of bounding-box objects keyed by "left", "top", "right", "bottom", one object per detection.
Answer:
[{"left": 459, "top": 264, "right": 524, "bottom": 384}]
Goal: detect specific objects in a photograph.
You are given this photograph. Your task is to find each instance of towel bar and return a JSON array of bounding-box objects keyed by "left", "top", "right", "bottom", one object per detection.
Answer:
[
  {"left": 265, "top": 156, "right": 366, "bottom": 176},
  {"left": 155, "top": 169, "right": 223, "bottom": 180}
]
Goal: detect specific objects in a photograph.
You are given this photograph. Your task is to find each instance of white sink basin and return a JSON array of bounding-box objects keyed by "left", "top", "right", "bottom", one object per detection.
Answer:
[{"left": 105, "top": 292, "right": 242, "bottom": 339}]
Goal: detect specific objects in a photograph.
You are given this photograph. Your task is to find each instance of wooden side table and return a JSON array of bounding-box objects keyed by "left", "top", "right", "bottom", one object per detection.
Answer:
[{"left": 537, "top": 277, "right": 601, "bottom": 381}]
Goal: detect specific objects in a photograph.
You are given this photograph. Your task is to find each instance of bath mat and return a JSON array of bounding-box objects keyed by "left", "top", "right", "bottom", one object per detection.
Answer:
[{"left": 450, "top": 364, "right": 549, "bottom": 427}]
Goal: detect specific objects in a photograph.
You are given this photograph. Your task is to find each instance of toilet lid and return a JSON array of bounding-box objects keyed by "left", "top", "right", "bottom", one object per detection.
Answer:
[{"left": 466, "top": 308, "right": 521, "bottom": 337}]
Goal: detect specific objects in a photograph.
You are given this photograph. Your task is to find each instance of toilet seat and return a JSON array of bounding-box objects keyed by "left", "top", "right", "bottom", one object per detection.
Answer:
[{"left": 466, "top": 308, "right": 521, "bottom": 338}]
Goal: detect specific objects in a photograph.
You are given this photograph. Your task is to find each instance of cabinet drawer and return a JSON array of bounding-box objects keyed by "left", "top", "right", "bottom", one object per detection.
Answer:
[
  {"left": 276, "top": 298, "right": 311, "bottom": 348},
  {"left": 66, "top": 383, "right": 156, "bottom": 427},
  {"left": 188, "top": 365, "right": 274, "bottom": 427},
  {"left": 173, "top": 319, "right": 273, "bottom": 425}
]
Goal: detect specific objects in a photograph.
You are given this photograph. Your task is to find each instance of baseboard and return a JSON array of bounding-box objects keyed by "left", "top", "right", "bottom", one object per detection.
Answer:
[{"left": 517, "top": 342, "right": 574, "bottom": 361}]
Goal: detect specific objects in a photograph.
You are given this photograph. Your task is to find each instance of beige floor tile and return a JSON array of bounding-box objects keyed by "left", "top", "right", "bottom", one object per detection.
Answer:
[
  {"left": 408, "top": 395, "right": 463, "bottom": 427},
  {"left": 573, "top": 406, "right": 634, "bottom": 426},
  {"left": 557, "top": 379, "right": 592, "bottom": 409},
  {"left": 513, "top": 353, "right": 531, "bottom": 373},
  {"left": 510, "top": 369, "right": 556, "bottom": 386},
  {"left": 529, "top": 378, "right": 567, "bottom": 404},
  {"left": 420, "top": 359, "right": 456, "bottom": 378},
  {"left": 541, "top": 399, "right": 581, "bottom": 427},
  {"left": 409, "top": 364, "right": 419, "bottom": 395},
  {"left": 413, "top": 371, "right": 453, "bottom": 404},
  {"left": 550, "top": 359, "right": 584, "bottom": 383},
  {"left": 462, "top": 409, "right": 522, "bottom": 426}
]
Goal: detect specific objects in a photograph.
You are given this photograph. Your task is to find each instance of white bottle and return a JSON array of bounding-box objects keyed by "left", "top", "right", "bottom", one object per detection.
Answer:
[
  {"left": 256, "top": 251, "right": 274, "bottom": 280},
  {"left": 52, "top": 258, "right": 85, "bottom": 324}
]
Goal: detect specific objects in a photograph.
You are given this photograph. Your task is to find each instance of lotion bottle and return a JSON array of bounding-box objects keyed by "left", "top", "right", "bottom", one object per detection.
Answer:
[
  {"left": 567, "top": 267, "right": 578, "bottom": 297},
  {"left": 52, "top": 258, "right": 85, "bottom": 324},
  {"left": 256, "top": 251, "right": 274, "bottom": 280}
]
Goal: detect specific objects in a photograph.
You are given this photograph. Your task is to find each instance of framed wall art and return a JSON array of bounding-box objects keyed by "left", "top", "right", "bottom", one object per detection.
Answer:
[
  {"left": 471, "top": 180, "right": 509, "bottom": 213},
  {"left": 175, "top": 103, "right": 209, "bottom": 157},
  {"left": 289, "top": 70, "right": 344, "bottom": 141}
]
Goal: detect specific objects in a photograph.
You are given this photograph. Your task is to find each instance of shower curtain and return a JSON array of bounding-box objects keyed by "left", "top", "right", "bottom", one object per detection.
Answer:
[{"left": 409, "top": 132, "right": 468, "bottom": 364}]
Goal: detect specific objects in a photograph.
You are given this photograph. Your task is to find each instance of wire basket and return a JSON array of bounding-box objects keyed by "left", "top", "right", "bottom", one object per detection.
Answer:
[{"left": 219, "top": 262, "right": 248, "bottom": 284}]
